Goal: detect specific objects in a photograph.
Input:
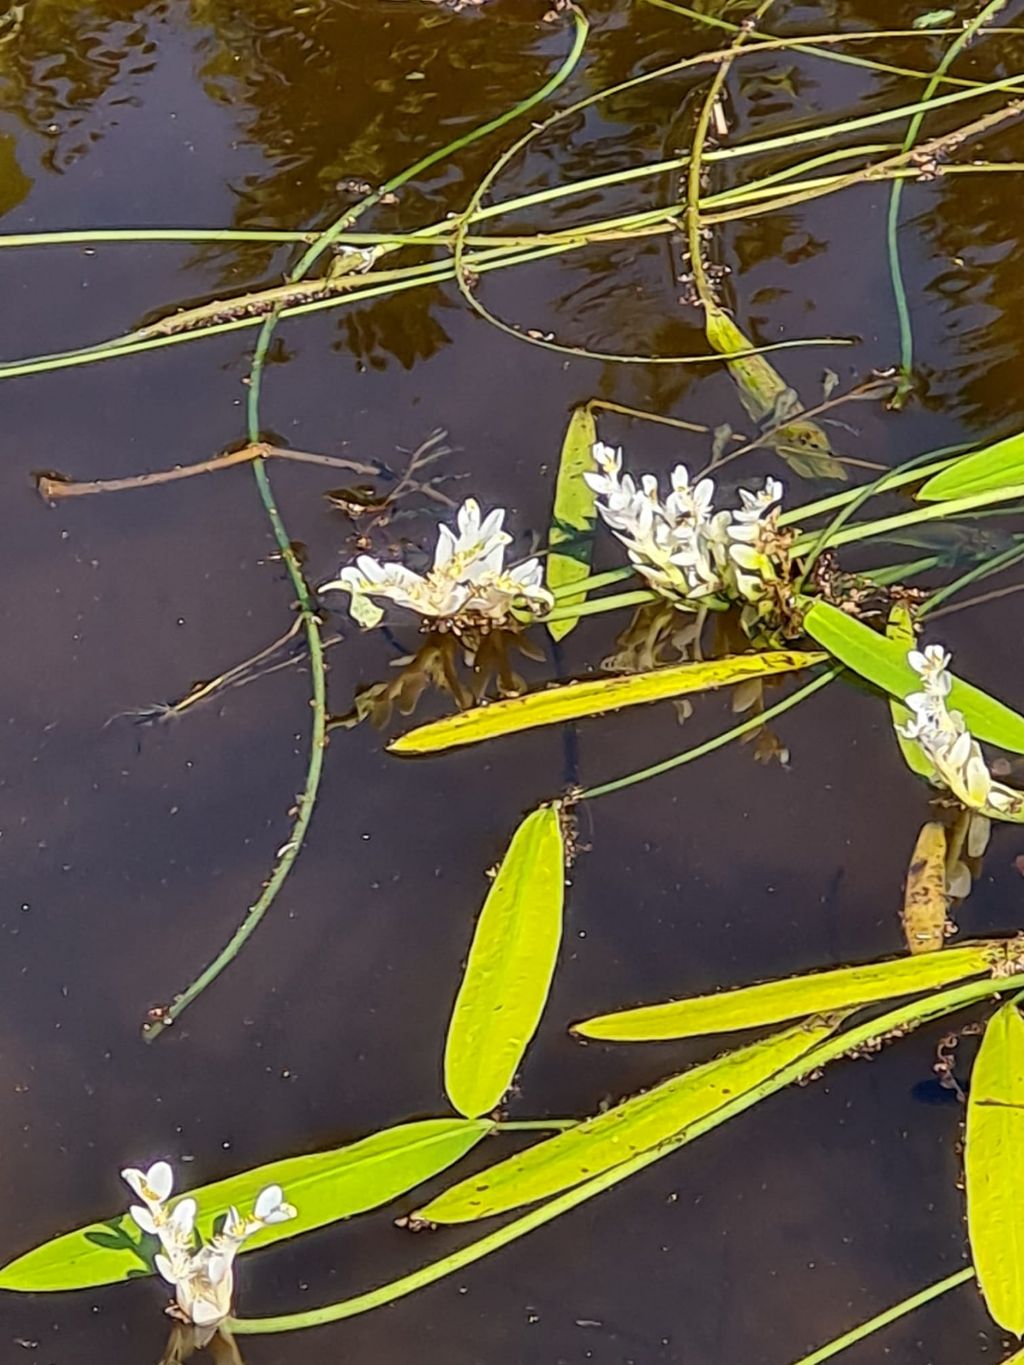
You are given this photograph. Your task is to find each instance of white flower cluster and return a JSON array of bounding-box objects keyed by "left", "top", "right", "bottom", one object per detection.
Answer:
[
  {"left": 321, "top": 498, "right": 552, "bottom": 629},
  {"left": 122, "top": 1161, "right": 296, "bottom": 1330},
  {"left": 899, "top": 645, "right": 1021, "bottom": 818},
  {"left": 584, "top": 443, "right": 785, "bottom": 613}
]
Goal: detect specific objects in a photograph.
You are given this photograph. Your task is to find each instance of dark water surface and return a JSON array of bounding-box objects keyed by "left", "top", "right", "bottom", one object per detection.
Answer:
[{"left": 2, "top": 1, "right": 1024, "bottom": 1361}]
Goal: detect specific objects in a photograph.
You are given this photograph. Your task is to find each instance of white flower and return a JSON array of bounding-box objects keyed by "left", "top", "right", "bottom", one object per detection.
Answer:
[
  {"left": 585, "top": 443, "right": 787, "bottom": 617},
  {"left": 898, "top": 646, "right": 1023, "bottom": 819},
  {"left": 320, "top": 497, "right": 552, "bottom": 627},
  {"left": 123, "top": 1164, "right": 297, "bottom": 1330}
]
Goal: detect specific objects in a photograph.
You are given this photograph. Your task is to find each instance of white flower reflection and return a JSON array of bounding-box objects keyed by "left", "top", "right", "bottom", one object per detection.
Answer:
[
  {"left": 320, "top": 497, "right": 552, "bottom": 628},
  {"left": 122, "top": 1162, "right": 296, "bottom": 1331}
]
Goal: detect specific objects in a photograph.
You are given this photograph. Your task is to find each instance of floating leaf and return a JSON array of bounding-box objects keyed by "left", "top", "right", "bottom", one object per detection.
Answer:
[
  {"left": 573, "top": 943, "right": 1000, "bottom": 1042},
  {"left": 966, "top": 1002, "right": 1024, "bottom": 1333},
  {"left": 545, "top": 405, "right": 598, "bottom": 641},
  {"left": 389, "top": 650, "right": 825, "bottom": 755},
  {"left": 901, "top": 821, "right": 949, "bottom": 954},
  {"left": 445, "top": 806, "right": 565, "bottom": 1119},
  {"left": 912, "top": 7, "right": 956, "bottom": 26},
  {"left": 917, "top": 431, "right": 1024, "bottom": 502},
  {"left": 0, "top": 1118, "right": 492, "bottom": 1292},
  {"left": 418, "top": 1018, "right": 838, "bottom": 1223},
  {"left": 803, "top": 601, "right": 1024, "bottom": 754},
  {"left": 703, "top": 304, "right": 846, "bottom": 481},
  {"left": 886, "top": 604, "right": 936, "bottom": 780}
]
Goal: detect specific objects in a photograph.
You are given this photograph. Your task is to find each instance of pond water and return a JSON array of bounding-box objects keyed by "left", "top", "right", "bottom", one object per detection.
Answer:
[{"left": 2, "top": 0, "right": 1024, "bottom": 1361}]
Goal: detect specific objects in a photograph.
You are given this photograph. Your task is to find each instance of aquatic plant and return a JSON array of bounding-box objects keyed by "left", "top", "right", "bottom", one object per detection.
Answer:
[{"left": 8, "top": 2, "right": 1024, "bottom": 1363}]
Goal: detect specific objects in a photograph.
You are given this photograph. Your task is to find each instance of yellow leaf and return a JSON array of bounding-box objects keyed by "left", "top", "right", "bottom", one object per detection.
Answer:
[
  {"left": 573, "top": 942, "right": 1002, "bottom": 1042},
  {"left": 418, "top": 1018, "right": 838, "bottom": 1223},
  {"left": 901, "top": 821, "right": 949, "bottom": 954},
  {"left": 704, "top": 304, "right": 846, "bottom": 481},
  {"left": 546, "top": 405, "right": 598, "bottom": 642},
  {"left": 389, "top": 650, "right": 825, "bottom": 755},
  {"left": 966, "top": 1002, "right": 1024, "bottom": 1334},
  {"left": 444, "top": 806, "right": 565, "bottom": 1119}
]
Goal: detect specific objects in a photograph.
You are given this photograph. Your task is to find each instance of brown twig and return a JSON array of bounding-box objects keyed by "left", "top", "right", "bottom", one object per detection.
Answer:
[{"left": 35, "top": 443, "right": 379, "bottom": 500}]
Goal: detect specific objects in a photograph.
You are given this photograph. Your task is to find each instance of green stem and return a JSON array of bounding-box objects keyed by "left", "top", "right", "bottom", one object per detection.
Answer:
[
  {"left": 493, "top": 1119, "right": 578, "bottom": 1132},
  {"left": 145, "top": 10, "right": 591, "bottom": 1037},
  {"left": 918, "top": 539, "right": 1024, "bottom": 618},
  {"left": 779, "top": 446, "right": 970, "bottom": 526},
  {"left": 542, "top": 589, "right": 659, "bottom": 622},
  {"left": 787, "top": 1268, "right": 975, "bottom": 1365},
  {"left": 792, "top": 482, "right": 1024, "bottom": 554},
  {"left": 232, "top": 971, "right": 1024, "bottom": 1336},
  {"left": 577, "top": 669, "right": 838, "bottom": 801},
  {"left": 549, "top": 566, "right": 635, "bottom": 599},
  {"left": 886, "top": 0, "right": 1009, "bottom": 401}
]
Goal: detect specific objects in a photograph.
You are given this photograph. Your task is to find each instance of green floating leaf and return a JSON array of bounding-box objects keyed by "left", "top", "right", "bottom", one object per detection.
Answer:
[
  {"left": 419, "top": 1018, "right": 838, "bottom": 1224},
  {"left": 389, "top": 650, "right": 825, "bottom": 755},
  {"left": 546, "top": 405, "right": 598, "bottom": 642},
  {"left": 966, "top": 1002, "right": 1024, "bottom": 1334},
  {"left": 573, "top": 942, "right": 1000, "bottom": 1042},
  {"left": 901, "top": 821, "right": 949, "bottom": 955},
  {"left": 445, "top": 806, "right": 565, "bottom": 1120},
  {"left": 0, "top": 1118, "right": 492, "bottom": 1293},
  {"left": 917, "top": 431, "right": 1024, "bottom": 502},
  {"left": 703, "top": 304, "right": 846, "bottom": 482},
  {"left": 912, "top": 7, "right": 957, "bottom": 26},
  {"left": 886, "top": 604, "right": 936, "bottom": 780},
  {"left": 804, "top": 600, "right": 1024, "bottom": 754}
]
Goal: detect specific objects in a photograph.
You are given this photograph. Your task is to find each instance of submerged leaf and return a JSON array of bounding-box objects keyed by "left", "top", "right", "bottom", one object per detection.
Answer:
[
  {"left": 902, "top": 821, "right": 949, "bottom": 954},
  {"left": 546, "top": 406, "right": 598, "bottom": 641},
  {"left": 418, "top": 1019, "right": 838, "bottom": 1223},
  {"left": 389, "top": 650, "right": 825, "bottom": 754},
  {"left": 912, "top": 8, "right": 956, "bottom": 26},
  {"left": 0, "top": 1118, "right": 493, "bottom": 1292},
  {"left": 966, "top": 1003, "right": 1024, "bottom": 1334},
  {"left": 917, "top": 431, "right": 1024, "bottom": 502},
  {"left": 803, "top": 601, "right": 1024, "bottom": 754},
  {"left": 573, "top": 943, "right": 1001, "bottom": 1042},
  {"left": 703, "top": 305, "right": 846, "bottom": 481},
  {"left": 886, "top": 604, "right": 936, "bottom": 780},
  {"left": 445, "top": 806, "right": 565, "bottom": 1119}
]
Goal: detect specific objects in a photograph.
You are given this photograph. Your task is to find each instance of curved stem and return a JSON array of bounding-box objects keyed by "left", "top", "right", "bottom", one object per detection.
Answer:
[
  {"left": 886, "top": 0, "right": 1009, "bottom": 403},
  {"left": 143, "top": 3, "right": 604, "bottom": 1037},
  {"left": 231, "top": 971, "right": 1024, "bottom": 1335},
  {"left": 577, "top": 668, "right": 838, "bottom": 801}
]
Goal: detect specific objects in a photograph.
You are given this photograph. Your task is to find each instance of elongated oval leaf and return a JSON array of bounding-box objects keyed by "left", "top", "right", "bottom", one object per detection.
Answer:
[
  {"left": 966, "top": 1002, "right": 1024, "bottom": 1333},
  {"left": 419, "top": 1018, "right": 838, "bottom": 1223},
  {"left": 704, "top": 305, "right": 846, "bottom": 481},
  {"left": 574, "top": 942, "right": 1001, "bottom": 1042},
  {"left": 390, "top": 650, "right": 825, "bottom": 755},
  {"left": 804, "top": 600, "right": 1024, "bottom": 754},
  {"left": 546, "top": 405, "right": 598, "bottom": 642},
  {"left": 886, "top": 604, "right": 936, "bottom": 780},
  {"left": 445, "top": 806, "right": 565, "bottom": 1119},
  {"left": 917, "top": 431, "right": 1024, "bottom": 502},
  {"left": 901, "top": 821, "right": 949, "bottom": 955},
  {"left": 0, "top": 1118, "right": 492, "bottom": 1293}
]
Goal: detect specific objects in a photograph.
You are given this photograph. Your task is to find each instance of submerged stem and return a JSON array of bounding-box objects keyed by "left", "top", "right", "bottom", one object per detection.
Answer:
[
  {"left": 577, "top": 669, "right": 838, "bottom": 801},
  {"left": 886, "top": 0, "right": 1009, "bottom": 403},
  {"left": 144, "top": 8, "right": 591, "bottom": 1037}
]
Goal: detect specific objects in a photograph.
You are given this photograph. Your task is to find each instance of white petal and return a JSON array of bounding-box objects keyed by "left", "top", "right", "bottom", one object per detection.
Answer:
[
  {"left": 433, "top": 524, "right": 457, "bottom": 570},
  {"left": 253, "top": 1185, "right": 285, "bottom": 1222},
  {"left": 129, "top": 1205, "right": 158, "bottom": 1235},
  {"left": 907, "top": 650, "right": 928, "bottom": 677},
  {"left": 167, "top": 1198, "right": 197, "bottom": 1244},
  {"left": 154, "top": 1253, "right": 178, "bottom": 1286},
  {"left": 190, "top": 1296, "right": 227, "bottom": 1327},
  {"left": 967, "top": 813, "right": 992, "bottom": 858}
]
